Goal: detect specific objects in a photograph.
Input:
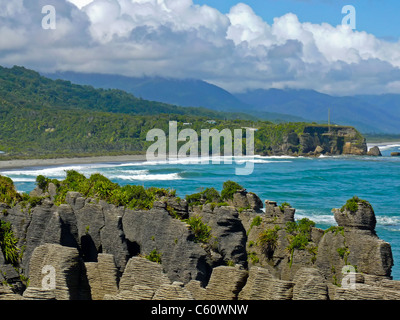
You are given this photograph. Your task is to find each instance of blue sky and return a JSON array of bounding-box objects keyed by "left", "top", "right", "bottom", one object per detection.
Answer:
[{"left": 194, "top": 0, "right": 400, "bottom": 40}]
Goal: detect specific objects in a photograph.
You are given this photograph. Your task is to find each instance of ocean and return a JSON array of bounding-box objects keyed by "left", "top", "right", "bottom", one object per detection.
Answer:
[{"left": 2, "top": 142, "right": 400, "bottom": 279}]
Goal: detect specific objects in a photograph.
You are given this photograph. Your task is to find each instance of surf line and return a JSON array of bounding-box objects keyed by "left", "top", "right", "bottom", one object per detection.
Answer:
[{"left": 146, "top": 121, "right": 255, "bottom": 175}]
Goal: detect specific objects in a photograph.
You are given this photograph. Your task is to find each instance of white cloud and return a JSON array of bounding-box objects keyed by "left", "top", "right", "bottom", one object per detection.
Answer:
[{"left": 1, "top": 0, "right": 400, "bottom": 95}]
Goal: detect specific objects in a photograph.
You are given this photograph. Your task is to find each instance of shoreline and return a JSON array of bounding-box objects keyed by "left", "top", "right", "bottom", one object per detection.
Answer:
[
  {"left": 1, "top": 140, "right": 400, "bottom": 171},
  {"left": 0, "top": 154, "right": 147, "bottom": 170}
]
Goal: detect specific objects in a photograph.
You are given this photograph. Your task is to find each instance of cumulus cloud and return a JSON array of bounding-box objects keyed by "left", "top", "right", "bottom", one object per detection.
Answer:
[{"left": 0, "top": 0, "right": 400, "bottom": 95}]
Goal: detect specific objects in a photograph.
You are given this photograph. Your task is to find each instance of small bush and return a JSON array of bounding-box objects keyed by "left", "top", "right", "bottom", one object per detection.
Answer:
[
  {"left": 341, "top": 196, "right": 359, "bottom": 213},
  {"left": 285, "top": 218, "right": 316, "bottom": 267},
  {"left": 0, "top": 175, "right": 21, "bottom": 206},
  {"left": 36, "top": 175, "right": 48, "bottom": 190},
  {"left": 145, "top": 249, "right": 162, "bottom": 264},
  {"left": 0, "top": 221, "right": 20, "bottom": 265},
  {"left": 257, "top": 225, "right": 281, "bottom": 259},
  {"left": 185, "top": 187, "right": 222, "bottom": 207},
  {"left": 341, "top": 196, "right": 371, "bottom": 213},
  {"left": 184, "top": 215, "right": 212, "bottom": 244},
  {"left": 221, "top": 180, "right": 243, "bottom": 201},
  {"left": 279, "top": 202, "right": 291, "bottom": 212}
]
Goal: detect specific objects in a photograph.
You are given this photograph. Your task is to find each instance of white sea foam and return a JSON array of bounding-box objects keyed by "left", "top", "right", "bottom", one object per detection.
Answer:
[
  {"left": 377, "top": 216, "right": 400, "bottom": 227},
  {"left": 294, "top": 209, "right": 336, "bottom": 226},
  {"left": 8, "top": 177, "right": 37, "bottom": 182},
  {"left": 235, "top": 159, "right": 292, "bottom": 164},
  {"left": 368, "top": 142, "right": 400, "bottom": 151},
  {"left": 0, "top": 163, "right": 121, "bottom": 178},
  {"left": 114, "top": 155, "right": 301, "bottom": 166},
  {"left": 110, "top": 173, "right": 182, "bottom": 181}
]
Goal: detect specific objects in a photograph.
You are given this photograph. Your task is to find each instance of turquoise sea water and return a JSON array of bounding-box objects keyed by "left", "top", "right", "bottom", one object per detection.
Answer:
[{"left": 2, "top": 142, "right": 400, "bottom": 279}]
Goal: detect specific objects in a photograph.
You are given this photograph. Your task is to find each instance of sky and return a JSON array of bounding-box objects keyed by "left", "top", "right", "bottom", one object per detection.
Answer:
[{"left": 1, "top": 0, "right": 400, "bottom": 95}]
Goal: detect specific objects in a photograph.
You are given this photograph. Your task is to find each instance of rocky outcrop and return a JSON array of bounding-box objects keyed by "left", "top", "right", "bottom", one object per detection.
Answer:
[
  {"left": 367, "top": 146, "right": 382, "bottom": 156},
  {"left": 121, "top": 204, "right": 211, "bottom": 284},
  {"left": 268, "top": 125, "right": 368, "bottom": 156},
  {"left": 1, "top": 186, "right": 400, "bottom": 300},
  {"left": 191, "top": 204, "right": 248, "bottom": 266},
  {"left": 316, "top": 200, "right": 393, "bottom": 285},
  {"left": 85, "top": 254, "right": 119, "bottom": 300},
  {"left": 23, "top": 243, "right": 90, "bottom": 300},
  {"left": 203, "top": 266, "right": 248, "bottom": 300}
]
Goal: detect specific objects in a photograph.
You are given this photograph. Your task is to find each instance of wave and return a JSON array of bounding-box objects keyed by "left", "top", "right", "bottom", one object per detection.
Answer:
[
  {"left": 377, "top": 216, "right": 400, "bottom": 227},
  {"left": 0, "top": 163, "right": 121, "bottom": 178},
  {"left": 294, "top": 210, "right": 400, "bottom": 230},
  {"left": 110, "top": 173, "right": 182, "bottom": 181},
  {"left": 295, "top": 211, "right": 337, "bottom": 226},
  {"left": 235, "top": 159, "right": 293, "bottom": 164},
  {"left": 368, "top": 143, "right": 400, "bottom": 151},
  {"left": 8, "top": 177, "right": 37, "bottom": 182}
]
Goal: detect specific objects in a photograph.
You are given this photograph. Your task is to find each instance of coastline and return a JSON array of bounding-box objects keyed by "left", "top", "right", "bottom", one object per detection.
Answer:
[
  {"left": 1, "top": 138, "right": 399, "bottom": 171},
  {"left": 0, "top": 154, "right": 147, "bottom": 170}
]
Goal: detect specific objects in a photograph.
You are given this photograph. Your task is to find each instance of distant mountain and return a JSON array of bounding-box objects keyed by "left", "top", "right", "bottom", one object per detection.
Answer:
[
  {"left": 0, "top": 65, "right": 258, "bottom": 121},
  {"left": 235, "top": 89, "right": 400, "bottom": 134},
  {"left": 44, "top": 72, "right": 305, "bottom": 123},
  {"left": 44, "top": 71, "right": 400, "bottom": 133}
]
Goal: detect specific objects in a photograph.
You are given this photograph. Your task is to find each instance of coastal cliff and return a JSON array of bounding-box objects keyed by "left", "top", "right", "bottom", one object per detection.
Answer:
[
  {"left": 0, "top": 174, "right": 398, "bottom": 300},
  {"left": 260, "top": 124, "right": 368, "bottom": 156}
]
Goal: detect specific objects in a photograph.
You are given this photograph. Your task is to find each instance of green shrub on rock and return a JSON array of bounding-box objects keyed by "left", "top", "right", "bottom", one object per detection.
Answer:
[
  {"left": 221, "top": 180, "right": 243, "bottom": 201},
  {"left": 184, "top": 215, "right": 212, "bottom": 244},
  {"left": 0, "top": 175, "right": 21, "bottom": 206}
]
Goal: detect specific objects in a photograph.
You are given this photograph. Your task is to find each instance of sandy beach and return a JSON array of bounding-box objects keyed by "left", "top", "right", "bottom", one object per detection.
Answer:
[{"left": 0, "top": 154, "right": 147, "bottom": 170}]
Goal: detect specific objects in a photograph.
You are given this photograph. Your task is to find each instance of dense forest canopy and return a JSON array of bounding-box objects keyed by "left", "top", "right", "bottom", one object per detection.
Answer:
[{"left": 0, "top": 65, "right": 320, "bottom": 158}]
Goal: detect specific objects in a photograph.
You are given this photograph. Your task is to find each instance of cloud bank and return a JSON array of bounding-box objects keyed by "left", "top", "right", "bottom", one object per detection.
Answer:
[{"left": 1, "top": 0, "right": 400, "bottom": 95}]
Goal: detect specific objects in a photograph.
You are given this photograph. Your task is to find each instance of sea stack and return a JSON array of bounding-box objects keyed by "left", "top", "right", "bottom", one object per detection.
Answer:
[{"left": 367, "top": 146, "right": 382, "bottom": 156}]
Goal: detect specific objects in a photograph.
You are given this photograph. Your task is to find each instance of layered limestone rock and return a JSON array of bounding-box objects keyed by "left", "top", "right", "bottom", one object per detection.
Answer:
[
  {"left": 119, "top": 257, "right": 171, "bottom": 293},
  {"left": 85, "top": 254, "right": 119, "bottom": 300},
  {"left": 1, "top": 185, "right": 400, "bottom": 300},
  {"left": 292, "top": 267, "right": 328, "bottom": 300},
  {"left": 203, "top": 266, "right": 248, "bottom": 300},
  {"left": 121, "top": 206, "right": 211, "bottom": 285},
  {"left": 316, "top": 199, "right": 393, "bottom": 287},
  {"left": 153, "top": 282, "right": 194, "bottom": 300},
  {"left": 191, "top": 203, "right": 248, "bottom": 266},
  {"left": 23, "top": 243, "right": 90, "bottom": 300},
  {"left": 238, "top": 267, "right": 293, "bottom": 300}
]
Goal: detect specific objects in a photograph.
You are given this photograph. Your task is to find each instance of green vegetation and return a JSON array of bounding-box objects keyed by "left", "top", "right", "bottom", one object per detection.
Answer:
[
  {"left": 0, "top": 221, "right": 20, "bottom": 265},
  {"left": 220, "top": 180, "right": 243, "bottom": 201},
  {"left": 285, "top": 218, "right": 316, "bottom": 267},
  {"left": 185, "top": 181, "right": 243, "bottom": 207},
  {"left": 184, "top": 215, "right": 212, "bottom": 244},
  {"left": 248, "top": 251, "right": 259, "bottom": 264},
  {"left": 324, "top": 226, "right": 344, "bottom": 236},
  {"left": 185, "top": 187, "right": 222, "bottom": 207},
  {"left": 145, "top": 249, "right": 162, "bottom": 264},
  {"left": 0, "top": 65, "right": 367, "bottom": 159},
  {"left": 247, "top": 215, "right": 262, "bottom": 235},
  {"left": 279, "top": 202, "right": 291, "bottom": 212},
  {"left": 257, "top": 225, "right": 281, "bottom": 259},
  {"left": 37, "top": 170, "right": 175, "bottom": 210},
  {"left": 0, "top": 65, "right": 260, "bottom": 158},
  {"left": 337, "top": 246, "right": 350, "bottom": 264},
  {"left": 340, "top": 196, "right": 371, "bottom": 213},
  {"left": 0, "top": 176, "right": 21, "bottom": 206}
]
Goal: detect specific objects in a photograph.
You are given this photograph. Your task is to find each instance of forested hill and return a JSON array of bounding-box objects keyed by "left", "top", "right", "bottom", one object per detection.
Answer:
[
  {"left": 0, "top": 65, "right": 366, "bottom": 159},
  {"left": 0, "top": 65, "right": 261, "bottom": 158},
  {"left": 0, "top": 65, "right": 252, "bottom": 120}
]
